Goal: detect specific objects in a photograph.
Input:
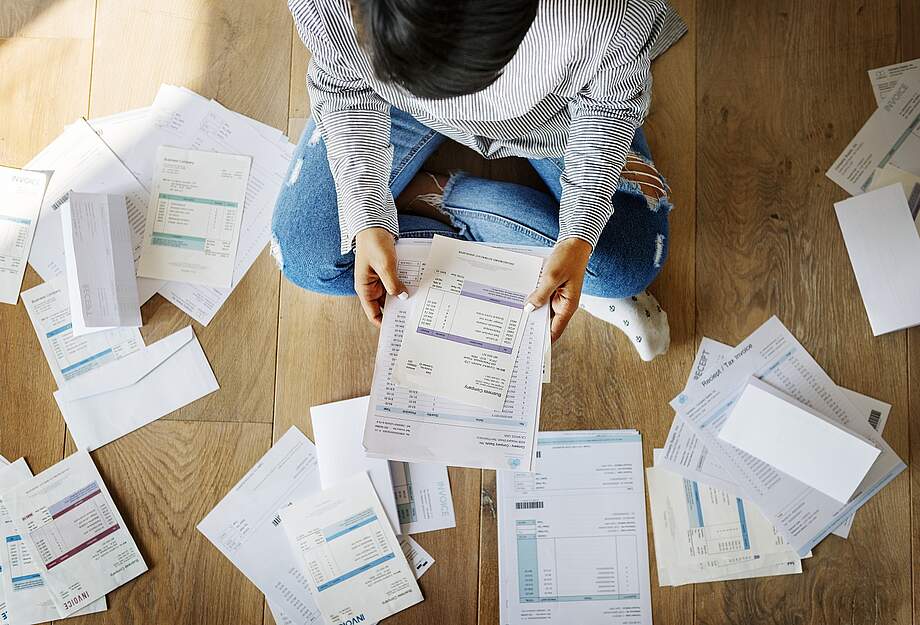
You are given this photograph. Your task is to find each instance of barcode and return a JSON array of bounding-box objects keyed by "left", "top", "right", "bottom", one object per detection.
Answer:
[
  {"left": 869, "top": 409, "right": 881, "bottom": 430},
  {"left": 271, "top": 515, "right": 282, "bottom": 527},
  {"left": 515, "top": 501, "right": 544, "bottom": 510},
  {"left": 50, "top": 194, "right": 69, "bottom": 211},
  {"left": 536, "top": 451, "right": 541, "bottom": 458}
]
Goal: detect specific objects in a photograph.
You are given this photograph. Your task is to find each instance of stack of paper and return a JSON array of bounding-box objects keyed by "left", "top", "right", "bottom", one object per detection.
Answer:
[
  {"left": 0, "top": 451, "right": 147, "bottom": 622},
  {"left": 363, "top": 239, "right": 551, "bottom": 472},
  {"left": 198, "top": 427, "right": 434, "bottom": 625},
  {"left": 646, "top": 318, "right": 905, "bottom": 586}
]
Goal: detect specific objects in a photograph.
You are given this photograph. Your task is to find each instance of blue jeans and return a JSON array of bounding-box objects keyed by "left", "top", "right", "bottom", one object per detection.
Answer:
[{"left": 271, "top": 108, "right": 671, "bottom": 298}]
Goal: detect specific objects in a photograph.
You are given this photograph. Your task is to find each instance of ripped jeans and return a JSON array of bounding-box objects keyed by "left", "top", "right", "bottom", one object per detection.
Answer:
[{"left": 271, "top": 108, "right": 672, "bottom": 298}]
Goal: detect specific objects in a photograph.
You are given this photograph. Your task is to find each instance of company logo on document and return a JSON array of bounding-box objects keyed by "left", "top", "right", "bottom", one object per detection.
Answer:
[
  {"left": 338, "top": 615, "right": 366, "bottom": 625},
  {"left": 508, "top": 457, "right": 521, "bottom": 469}
]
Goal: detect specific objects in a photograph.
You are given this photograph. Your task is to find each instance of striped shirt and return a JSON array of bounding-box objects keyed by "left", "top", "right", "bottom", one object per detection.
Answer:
[{"left": 289, "top": 0, "right": 687, "bottom": 253}]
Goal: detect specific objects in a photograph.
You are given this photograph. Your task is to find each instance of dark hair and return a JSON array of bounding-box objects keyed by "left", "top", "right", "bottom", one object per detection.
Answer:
[{"left": 352, "top": 0, "right": 539, "bottom": 99}]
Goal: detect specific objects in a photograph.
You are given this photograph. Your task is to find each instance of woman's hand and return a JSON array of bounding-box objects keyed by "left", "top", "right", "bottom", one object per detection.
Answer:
[
  {"left": 527, "top": 238, "right": 592, "bottom": 342},
  {"left": 354, "top": 228, "right": 408, "bottom": 327}
]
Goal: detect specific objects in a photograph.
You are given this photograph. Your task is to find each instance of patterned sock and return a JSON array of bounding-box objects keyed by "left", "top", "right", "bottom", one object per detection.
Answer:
[{"left": 579, "top": 290, "right": 670, "bottom": 361}]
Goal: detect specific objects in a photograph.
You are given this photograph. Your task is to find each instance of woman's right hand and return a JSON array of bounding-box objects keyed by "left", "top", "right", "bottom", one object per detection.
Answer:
[{"left": 354, "top": 228, "right": 408, "bottom": 327}]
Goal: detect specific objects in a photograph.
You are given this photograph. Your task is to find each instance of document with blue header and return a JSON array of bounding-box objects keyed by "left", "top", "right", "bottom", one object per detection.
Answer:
[{"left": 279, "top": 472, "right": 423, "bottom": 625}]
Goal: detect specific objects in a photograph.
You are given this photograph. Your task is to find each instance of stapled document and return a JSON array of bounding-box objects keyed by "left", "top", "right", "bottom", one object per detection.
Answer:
[
  {"left": 2, "top": 450, "right": 146, "bottom": 618},
  {"left": 62, "top": 192, "right": 141, "bottom": 335},
  {"left": 279, "top": 472, "right": 424, "bottom": 625},
  {"left": 138, "top": 146, "right": 251, "bottom": 288},
  {"left": 394, "top": 235, "right": 544, "bottom": 410},
  {"left": 0, "top": 166, "right": 49, "bottom": 305},
  {"left": 717, "top": 377, "right": 881, "bottom": 503},
  {"left": 834, "top": 183, "right": 920, "bottom": 334}
]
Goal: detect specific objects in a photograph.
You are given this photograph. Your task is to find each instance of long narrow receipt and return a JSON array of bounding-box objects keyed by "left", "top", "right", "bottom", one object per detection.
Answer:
[
  {"left": 670, "top": 317, "right": 906, "bottom": 556},
  {"left": 364, "top": 240, "right": 549, "bottom": 471},
  {"left": 0, "top": 166, "right": 49, "bottom": 305},
  {"left": 279, "top": 472, "right": 424, "bottom": 625},
  {"left": 497, "top": 431, "right": 652, "bottom": 625},
  {"left": 21, "top": 278, "right": 144, "bottom": 388},
  {"left": 2, "top": 450, "right": 146, "bottom": 617},
  {"left": 62, "top": 192, "right": 141, "bottom": 335},
  {"left": 394, "top": 235, "right": 544, "bottom": 410},
  {"left": 138, "top": 146, "right": 251, "bottom": 288}
]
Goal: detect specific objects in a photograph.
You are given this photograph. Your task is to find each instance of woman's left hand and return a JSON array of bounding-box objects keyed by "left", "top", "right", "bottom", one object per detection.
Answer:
[{"left": 526, "top": 238, "right": 592, "bottom": 342}]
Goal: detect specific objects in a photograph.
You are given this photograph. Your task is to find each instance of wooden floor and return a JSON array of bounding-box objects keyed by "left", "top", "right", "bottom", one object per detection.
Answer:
[{"left": 0, "top": 1, "right": 918, "bottom": 623}]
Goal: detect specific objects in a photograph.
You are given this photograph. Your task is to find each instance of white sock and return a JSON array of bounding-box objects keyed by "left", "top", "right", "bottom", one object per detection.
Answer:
[{"left": 579, "top": 290, "right": 670, "bottom": 361}]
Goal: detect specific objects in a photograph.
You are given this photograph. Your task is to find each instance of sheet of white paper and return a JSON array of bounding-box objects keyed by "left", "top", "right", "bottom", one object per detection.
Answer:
[
  {"left": 0, "top": 459, "right": 107, "bottom": 625},
  {"left": 0, "top": 167, "right": 49, "bottom": 305},
  {"left": 87, "top": 107, "right": 154, "bottom": 182},
  {"left": 2, "top": 450, "right": 146, "bottom": 617},
  {"left": 394, "top": 236, "right": 544, "bottom": 410},
  {"left": 279, "top": 472, "right": 424, "bottom": 625},
  {"left": 364, "top": 240, "right": 549, "bottom": 471},
  {"left": 835, "top": 184, "right": 920, "bottom": 334},
  {"left": 138, "top": 146, "right": 251, "bottom": 287},
  {"left": 390, "top": 461, "right": 456, "bottom": 535},
  {"left": 669, "top": 317, "right": 906, "bottom": 556},
  {"left": 54, "top": 326, "right": 219, "bottom": 451},
  {"left": 868, "top": 164, "right": 920, "bottom": 227},
  {"left": 21, "top": 278, "right": 144, "bottom": 388},
  {"left": 198, "top": 427, "right": 324, "bottom": 625},
  {"left": 311, "top": 396, "right": 401, "bottom": 536},
  {"left": 497, "top": 431, "right": 652, "bottom": 625},
  {"left": 869, "top": 58, "right": 920, "bottom": 105},
  {"left": 62, "top": 192, "right": 141, "bottom": 334},
  {"left": 27, "top": 120, "right": 162, "bottom": 303},
  {"left": 826, "top": 75, "right": 920, "bottom": 194},
  {"left": 399, "top": 535, "right": 435, "bottom": 579},
  {"left": 717, "top": 377, "right": 881, "bottom": 503}
]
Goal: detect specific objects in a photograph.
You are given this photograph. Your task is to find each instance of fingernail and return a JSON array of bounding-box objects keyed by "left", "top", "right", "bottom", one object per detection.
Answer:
[
  {"left": 523, "top": 302, "right": 535, "bottom": 313},
  {"left": 397, "top": 292, "right": 409, "bottom": 301}
]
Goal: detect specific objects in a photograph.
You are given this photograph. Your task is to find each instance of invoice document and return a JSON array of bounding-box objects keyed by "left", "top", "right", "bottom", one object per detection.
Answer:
[
  {"left": 279, "top": 472, "right": 424, "bottom": 625},
  {"left": 311, "top": 396, "right": 401, "bottom": 535},
  {"left": 62, "top": 192, "right": 141, "bottom": 335},
  {"left": 669, "top": 317, "right": 906, "bottom": 556},
  {"left": 0, "top": 166, "right": 49, "bottom": 304},
  {"left": 394, "top": 235, "right": 544, "bottom": 410},
  {"left": 717, "top": 377, "right": 880, "bottom": 503},
  {"left": 0, "top": 459, "right": 107, "bottom": 624},
  {"left": 835, "top": 183, "right": 920, "bottom": 334},
  {"left": 647, "top": 453, "right": 802, "bottom": 587},
  {"left": 138, "top": 146, "right": 251, "bottom": 288},
  {"left": 363, "top": 240, "right": 549, "bottom": 471},
  {"left": 390, "top": 461, "right": 455, "bottom": 535},
  {"left": 868, "top": 164, "right": 920, "bottom": 222},
  {"left": 198, "top": 427, "right": 324, "bottom": 625},
  {"left": 497, "top": 431, "right": 652, "bottom": 625},
  {"left": 21, "top": 278, "right": 144, "bottom": 388},
  {"left": 827, "top": 75, "right": 920, "bottom": 194},
  {"left": 869, "top": 58, "right": 920, "bottom": 105}
]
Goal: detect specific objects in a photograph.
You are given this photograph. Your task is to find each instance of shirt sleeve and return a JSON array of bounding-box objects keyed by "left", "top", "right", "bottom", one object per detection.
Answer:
[
  {"left": 558, "top": 0, "right": 668, "bottom": 249},
  {"left": 292, "top": 1, "right": 398, "bottom": 254}
]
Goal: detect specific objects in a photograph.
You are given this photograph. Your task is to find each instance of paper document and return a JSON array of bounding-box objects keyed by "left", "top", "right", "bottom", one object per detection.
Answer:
[
  {"left": 868, "top": 164, "right": 920, "bottom": 226},
  {"left": 390, "top": 461, "right": 455, "bottom": 535},
  {"left": 869, "top": 58, "right": 920, "bottom": 105},
  {"left": 670, "top": 316, "right": 906, "bottom": 556},
  {"left": 394, "top": 235, "right": 544, "bottom": 410},
  {"left": 62, "top": 192, "right": 141, "bottom": 335},
  {"left": 198, "top": 427, "right": 324, "bottom": 625},
  {"left": 835, "top": 183, "right": 920, "bottom": 334},
  {"left": 279, "top": 472, "right": 424, "bottom": 625},
  {"left": 311, "top": 396, "right": 401, "bottom": 535},
  {"left": 0, "top": 166, "right": 49, "bottom": 304},
  {"left": 364, "top": 240, "right": 549, "bottom": 471},
  {"left": 717, "top": 377, "right": 880, "bottom": 503},
  {"left": 0, "top": 459, "right": 107, "bottom": 624},
  {"left": 55, "top": 326, "right": 218, "bottom": 450},
  {"left": 498, "top": 431, "right": 652, "bottom": 625},
  {"left": 138, "top": 146, "right": 251, "bottom": 287},
  {"left": 21, "top": 278, "right": 144, "bottom": 388},
  {"left": 646, "top": 454, "right": 802, "bottom": 587},
  {"left": 2, "top": 450, "right": 146, "bottom": 617}
]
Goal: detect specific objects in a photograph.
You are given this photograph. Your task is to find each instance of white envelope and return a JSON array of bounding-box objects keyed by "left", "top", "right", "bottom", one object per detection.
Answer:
[
  {"left": 54, "top": 326, "right": 219, "bottom": 450},
  {"left": 717, "top": 376, "right": 881, "bottom": 503}
]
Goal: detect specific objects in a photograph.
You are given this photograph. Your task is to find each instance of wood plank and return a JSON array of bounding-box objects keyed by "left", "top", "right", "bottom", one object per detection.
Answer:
[
  {"left": 62, "top": 420, "right": 272, "bottom": 624},
  {"left": 289, "top": 23, "right": 310, "bottom": 143},
  {"left": 88, "top": 0, "right": 293, "bottom": 423},
  {"left": 0, "top": 0, "right": 95, "bottom": 472},
  {"left": 695, "top": 2, "right": 909, "bottom": 624}
]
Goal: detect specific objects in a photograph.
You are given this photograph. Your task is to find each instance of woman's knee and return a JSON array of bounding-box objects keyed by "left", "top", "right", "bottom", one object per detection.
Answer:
[{"left": 583, "top": 220, "right": 669, "bottom": 298}]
